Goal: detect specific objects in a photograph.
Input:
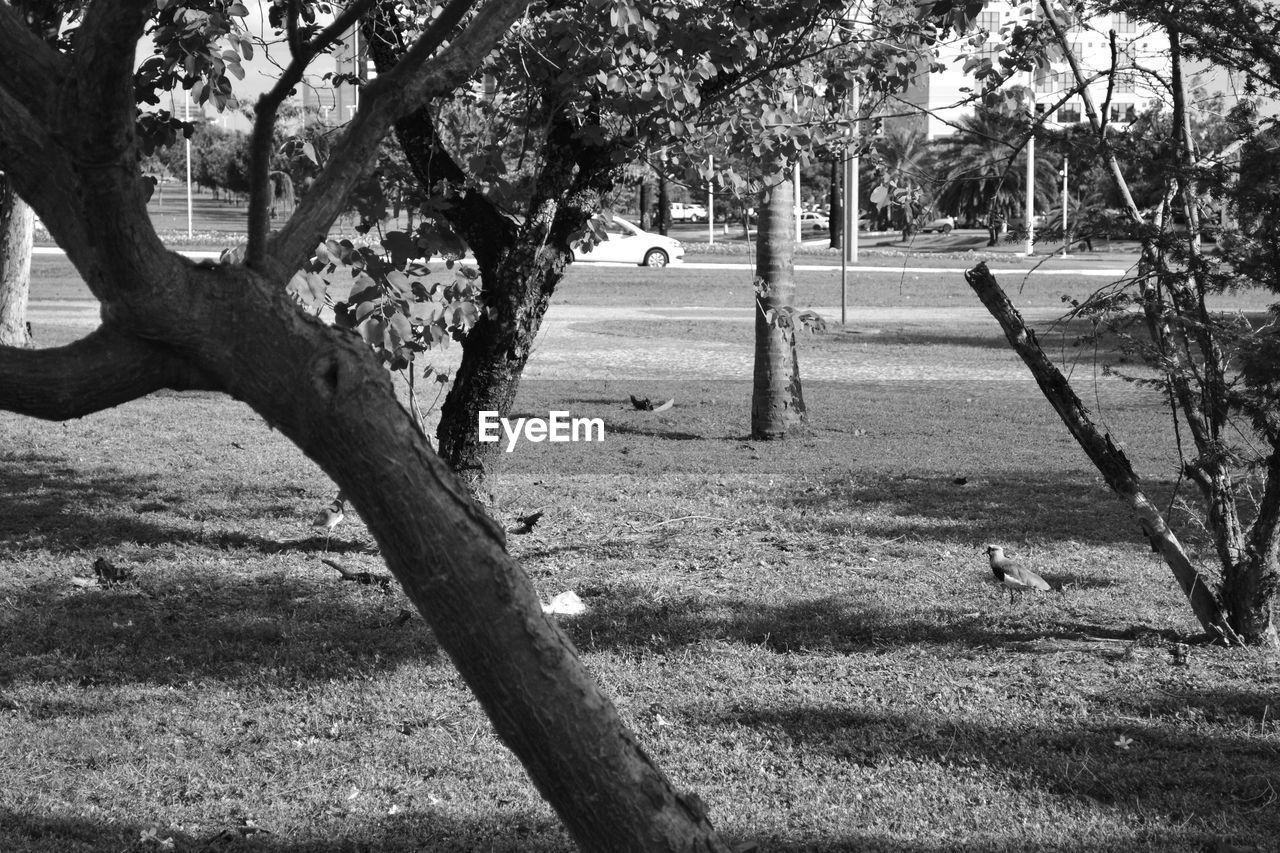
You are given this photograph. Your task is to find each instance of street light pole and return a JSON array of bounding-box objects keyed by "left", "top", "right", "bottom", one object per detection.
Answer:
[
  {"left": 844, "top": 81, "right": 860, "bottom": 266},
  {"left": 1024, "top": 3, "right": 1036, "bottom": 257},
  {"left": 707, "top": 155, "right": 714, "bottom": 246},
  {"left": 1061, "top": 155, "right": 1069, "bottom": 257},
  {"left": 840, "top": 81, "right": 860, "bottom": 325},
  {"left": 184, "top": 90, "right": 193, "bottom": 240}
]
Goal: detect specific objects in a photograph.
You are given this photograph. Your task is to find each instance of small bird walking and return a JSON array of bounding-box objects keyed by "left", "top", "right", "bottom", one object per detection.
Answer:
[
  {"left": 985, "top": 545, "right": 1062, "bottom": 603},
  {"left": 312, "top": 492, "right": 346, "bottom": 551}
]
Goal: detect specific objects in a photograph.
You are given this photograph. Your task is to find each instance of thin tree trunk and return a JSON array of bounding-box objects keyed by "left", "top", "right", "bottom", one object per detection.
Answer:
[
  {"left": 751, "top": 171, "right": 805, "bottom": 440},
  {"left": 967, "top": 262, "right": 1240, "bottom": 643},
  {"left": 0, "top": 179, "right": 33, "bottom": 348},
  {"left": 639, "top": 180, "right": 651, "bottom": 230},
  {"left": 657, "top": 174, "right": 669, "bottom": 235},
  {"left": 376, "top": 80, "right": 617, "bottom": 493},
  {"left": 828, "top": 157, "right": 842, "bottom": 250}
]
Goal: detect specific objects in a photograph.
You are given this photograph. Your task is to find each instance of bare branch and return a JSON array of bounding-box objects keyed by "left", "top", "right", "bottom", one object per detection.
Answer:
[
  {"left": 247, "top": 0, "right": 378, "bottom": 267},
  {"left": 0, "top": 327, "right": 220, "bottom": 421},
  {"left": 0, "top": 5, "right": 67, "bottom": 121},
  {"left": 267, "top": 0, "right": 529, "bottom": 273}
]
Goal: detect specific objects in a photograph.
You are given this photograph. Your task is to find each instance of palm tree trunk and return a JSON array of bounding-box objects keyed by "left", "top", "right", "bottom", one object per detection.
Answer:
[{"left": 751, "top": 171, "right": 806, "bottom": 439}]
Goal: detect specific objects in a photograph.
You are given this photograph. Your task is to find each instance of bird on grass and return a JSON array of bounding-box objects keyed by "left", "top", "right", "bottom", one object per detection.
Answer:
[
  {"left": 511, "top": 509, "right": 545, "bottom": 535},
  {"left": 312, "top": 491, "right": 346, "bottom": 551},
  {"left": 985, "top": 545, "right": 1064, "bottom": 603},
  {"left": 93, "top": 556, "right": 132, "bottom": 585}
]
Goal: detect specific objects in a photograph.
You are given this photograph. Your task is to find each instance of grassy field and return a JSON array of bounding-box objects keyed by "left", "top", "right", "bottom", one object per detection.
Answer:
[{"left": 4, "top": 256, "right": 1279, "bottom": 852}]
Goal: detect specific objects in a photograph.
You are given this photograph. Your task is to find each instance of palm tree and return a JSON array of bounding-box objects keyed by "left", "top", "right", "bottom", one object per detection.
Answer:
[
  {"left": 872, "top": 126, "right": 936, "bottom": 234},
  {"left": 932, "top": 109, "right": 1058, "bottom": 243},
  {"left": 751, "top": 169, "right": 806, "bottom": 439}
]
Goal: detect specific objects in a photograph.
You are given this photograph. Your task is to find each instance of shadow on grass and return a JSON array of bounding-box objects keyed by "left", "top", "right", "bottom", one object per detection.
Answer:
[
  {"left": 0, "top": 452, "right": 351, "bottom": 554},
  {"left": 564, "top": 587, "right": 1200, "bottom": 656},
  {"left": 607, "top": 421, "right": 707, "bottom": 441},
  {"left": 0, "top": 809, "right": 573, "bottom": 853},
  {"left": 680, "top": 697, "right": 1279, "bottom": 846},
  {"left": 759, "top": 470, "right": 1198, "bottom": 551},
  {"left": 0, "top": 806, "right": 1245, "bottom": 853},
  {"left": 0, "top": 573, "right": 435, "bottom": 689}
]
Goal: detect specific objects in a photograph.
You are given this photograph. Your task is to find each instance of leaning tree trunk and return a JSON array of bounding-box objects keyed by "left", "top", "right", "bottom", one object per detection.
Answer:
[
  {"left": 828, "top": 157, "right": 842, "bottom": 250},
  {"left": 0, "top": 0, "right": 735, "bottom": 846},
  {"left": 0, "top": 179, "right": 34, "bottom": 348},
  {"left": 2, "top": 259, "right": 733, "bottom": 851},
  {"left": 750, "top": 171, "right": 806, "bottom": 439},
  {"left": 967, "top": 262, "right": 1241, "bottom": 643}
]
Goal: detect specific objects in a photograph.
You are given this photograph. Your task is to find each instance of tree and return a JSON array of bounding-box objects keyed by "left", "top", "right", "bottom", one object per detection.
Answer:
[
  {"left": 0, "top": 0, "right": 68, "bottom": 349},
  {"left": 0, "top": 0, "right": 737, "bottom": 846},
  {"left": 964, "top": 0, "right": 1280, "bottom": 645},
  {"left": 751, "top": 172, "right": 807, "bottom": 438},
  {"left": 358, "top": 0, "right": 966, "bottom": 487},
  {"left": 932, "top": 104, "right": 1057, "bottom": 240},
  {"left": 868, "top": 125, "right": 936, "bottom": 234},
  {"left": 0, "top": 177, "right": 33, "bottom": 347}
]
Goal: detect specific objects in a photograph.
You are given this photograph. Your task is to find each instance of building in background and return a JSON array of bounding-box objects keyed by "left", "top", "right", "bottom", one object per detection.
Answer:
[
  {"left": 301, "top": 27, "right": 373, "bottom": 125},
  {"left": 898, "top": 3, "right": 1172, "bottom": 139}
]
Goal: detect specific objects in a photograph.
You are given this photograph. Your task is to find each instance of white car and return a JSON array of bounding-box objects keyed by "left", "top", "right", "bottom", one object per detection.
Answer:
[
  {"left": 573, "top": 216, "right": 685, "bottom": 267},
  {"left": 798, "top": 211, "right": 830, "bottom": 230},
  {"left": 920, "top": 215, "right": 956, "bottom": 233},
  {"left": 669, "top": 202, "right": 708, "bottom": 223}
]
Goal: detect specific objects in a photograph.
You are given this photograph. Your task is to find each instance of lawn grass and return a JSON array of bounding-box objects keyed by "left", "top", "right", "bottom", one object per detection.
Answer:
[{"left": 5, "top": 258, "right": 1279, "bottom": 852}]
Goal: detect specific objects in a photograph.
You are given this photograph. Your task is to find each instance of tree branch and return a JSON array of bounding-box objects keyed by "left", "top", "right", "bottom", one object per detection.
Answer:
[
  {"left": 247, "top": 0, "right": 377, "bottom": 268},
  {"left": 0, "top": 86, "right": 92, "bottom": 265},
  {"left": 0, "top": 4, "right": 67, "bottom": 121},
  {"left": 68, "top": 0, "right": 156, "bottom": 152},
  {"left": 0, "top": 326, "right": 220, "bottom": 420},
  {"left": 364, "top": 2, "right": 516, "bottom": 267},
  {"left": 267, "top": 0, "right": 529, "bottom": 273}
]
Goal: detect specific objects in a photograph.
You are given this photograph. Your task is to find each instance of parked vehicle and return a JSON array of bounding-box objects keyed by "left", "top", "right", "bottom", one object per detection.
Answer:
[
  {"left": 798, "top": 211, "right": 830, "bottom": 230},
  {"left": 572, "top": 216, "right": 685, "bottom": 267},
  {"left": 669, "top": 202, "right": 708, "bottom": 223},
  {"left": 920, "top": 215, "right": 955, "bottom": 233}
]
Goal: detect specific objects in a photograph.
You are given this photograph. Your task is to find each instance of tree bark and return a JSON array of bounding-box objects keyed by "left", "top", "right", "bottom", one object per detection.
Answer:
[
  {"left": 193, "top": 267, "right": 730, "bottom": 852},
  {"left": 966, "top": 262, "right": 1241, "bottom": 643},
  {"left": 750, "top": 171, "right": 806, "bottom": 440},
  {"left": 0, "top": 178, "right": 33, "bottom": 347}
]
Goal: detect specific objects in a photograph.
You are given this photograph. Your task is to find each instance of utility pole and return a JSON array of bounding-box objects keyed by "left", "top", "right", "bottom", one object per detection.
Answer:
[
  {"left": 1060, "top": 155, "right": 1069, "bottom": 257},
  {"left": 1024, "top": 3, "right": 1036, "bottom": 256},
  {"left": 707, "top": 155, "right": 714, "bottom": 246},
  {"left": 840, "top": 81, "right": 860, "bottom": 325}
]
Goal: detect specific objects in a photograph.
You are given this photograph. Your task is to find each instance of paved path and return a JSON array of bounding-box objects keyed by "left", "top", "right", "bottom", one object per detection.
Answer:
[{"left": 522, "top": 304, "right": 1062, "bottom": 382}]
